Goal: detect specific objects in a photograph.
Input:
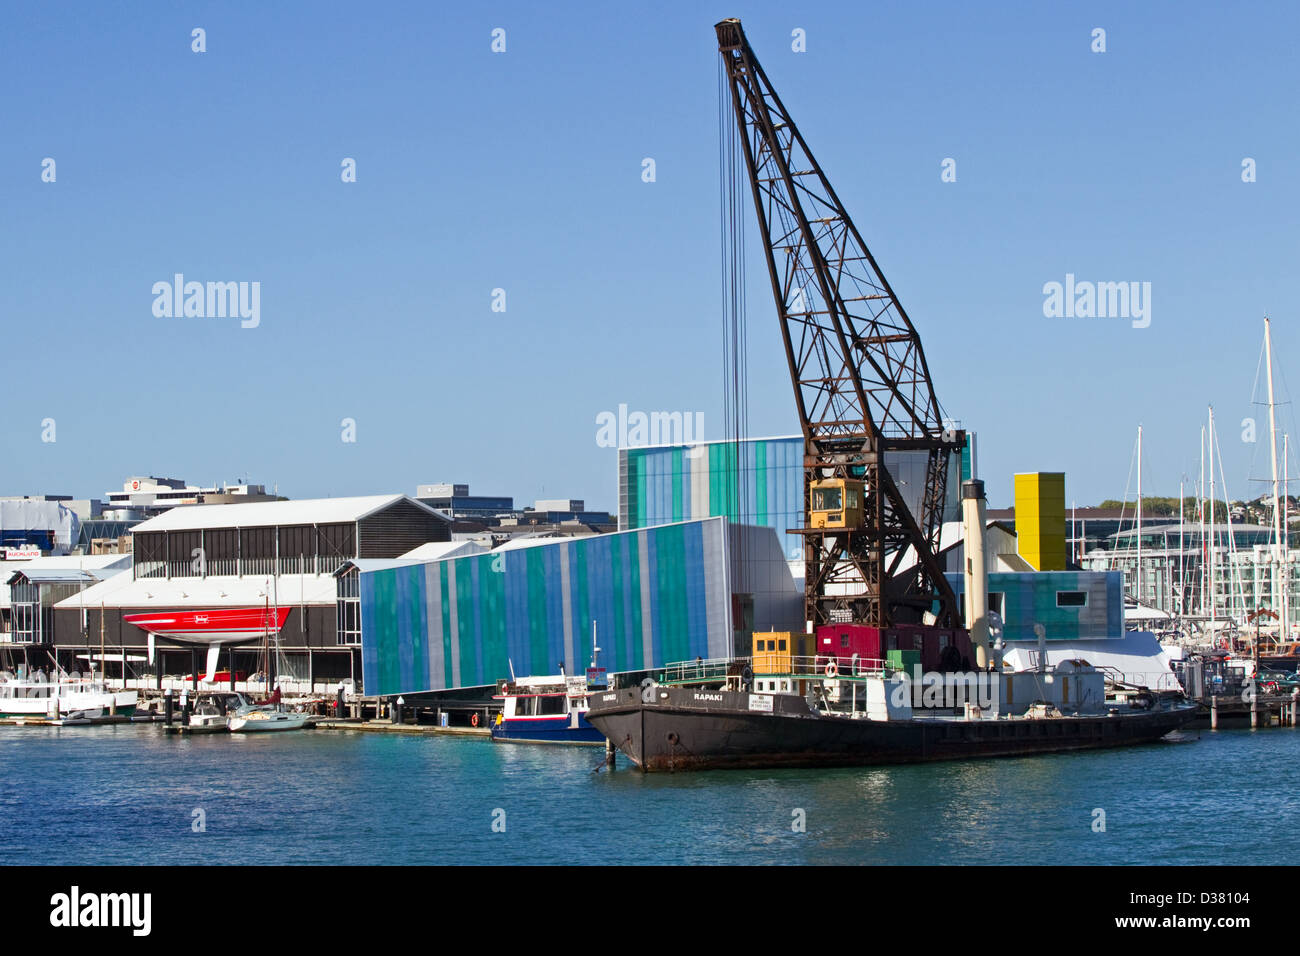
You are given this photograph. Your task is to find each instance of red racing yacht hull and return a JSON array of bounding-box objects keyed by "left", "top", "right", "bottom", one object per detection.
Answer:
[{"left": 123, "top": 607, "right": 291, "bottom": 647}]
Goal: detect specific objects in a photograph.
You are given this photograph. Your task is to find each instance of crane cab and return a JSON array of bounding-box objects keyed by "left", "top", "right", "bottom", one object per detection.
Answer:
[{"left": 810, "top": 478, "right": 864, "bottom": 529}]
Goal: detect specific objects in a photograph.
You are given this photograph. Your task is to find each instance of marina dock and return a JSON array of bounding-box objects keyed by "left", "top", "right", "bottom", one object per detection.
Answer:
[
  {"left": 0, "top": 713, "right": 160, "bottom": 727},
  {"left": 1197, "top": 692, "right": 1300, "bottom": 728},
  {"left": 314, "top": 718, "right": 490, "bottom": 737}
]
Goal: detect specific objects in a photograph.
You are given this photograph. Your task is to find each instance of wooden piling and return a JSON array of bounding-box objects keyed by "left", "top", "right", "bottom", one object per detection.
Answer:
[{"left": 1210, "top": 695, "right": 1218, "bottom": 729}]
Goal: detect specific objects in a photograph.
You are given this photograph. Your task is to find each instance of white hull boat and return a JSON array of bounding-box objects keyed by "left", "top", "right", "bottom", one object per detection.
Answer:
[
  {"left": 0, "top": 672, "right": 137, "bottom": 720},
  {"left": 228, "top": 709, "right": 310, "bottom": 732}
]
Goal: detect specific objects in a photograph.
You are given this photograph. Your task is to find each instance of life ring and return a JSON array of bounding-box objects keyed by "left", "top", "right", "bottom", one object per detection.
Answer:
[
  {"left": 825, "top": 660, "right": 839, "bottom": 678},
  {"left": 470, "top": 713, "right": 480, "bottom": 728}
]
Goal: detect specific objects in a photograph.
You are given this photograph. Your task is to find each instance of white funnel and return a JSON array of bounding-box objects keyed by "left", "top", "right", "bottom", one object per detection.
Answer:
[{"left": 962, "top": 479, "right": 991, "bottom": 669}]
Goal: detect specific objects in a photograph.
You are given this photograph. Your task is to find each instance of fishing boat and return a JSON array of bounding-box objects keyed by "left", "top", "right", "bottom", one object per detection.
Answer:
[{"left": 0, "top": 670, "right": 138, "bottom": 721}]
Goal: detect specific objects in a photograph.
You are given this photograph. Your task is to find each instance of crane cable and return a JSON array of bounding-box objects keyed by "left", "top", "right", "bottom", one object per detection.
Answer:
[{"left": 719, "top": 57, "right": 751, "bottom": 600}]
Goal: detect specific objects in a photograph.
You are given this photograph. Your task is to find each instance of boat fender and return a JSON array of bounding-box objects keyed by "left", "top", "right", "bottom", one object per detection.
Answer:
[
  {"left": 471, "top": 713, "right": 480, "bottom": 727},
  {"left": 825, "top": 660, "right": 838, "bottom": 678}
]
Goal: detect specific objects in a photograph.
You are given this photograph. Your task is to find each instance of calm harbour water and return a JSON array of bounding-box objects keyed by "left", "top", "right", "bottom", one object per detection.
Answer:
[{"left": 0, "top": 723, "right": 1293, "bottom": 865}]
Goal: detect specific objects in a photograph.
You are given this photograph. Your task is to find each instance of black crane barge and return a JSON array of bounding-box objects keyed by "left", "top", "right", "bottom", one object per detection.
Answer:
[{"left": 588, "top": 20, "right": 1198, "bottom": 771}]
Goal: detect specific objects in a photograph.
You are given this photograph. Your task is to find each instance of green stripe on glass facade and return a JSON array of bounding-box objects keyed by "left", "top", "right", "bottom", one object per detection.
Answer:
[
  {"left": 618, "top": 435, "right": 965, "bottom": 565},
  {"left": 620, "top": 437, "right": 804, "bottom": 562}
]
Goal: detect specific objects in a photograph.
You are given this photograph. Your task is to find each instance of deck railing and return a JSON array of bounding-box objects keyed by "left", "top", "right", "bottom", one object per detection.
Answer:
[{"left": 660, "top": 655, "right": 898, "bottom": 685}]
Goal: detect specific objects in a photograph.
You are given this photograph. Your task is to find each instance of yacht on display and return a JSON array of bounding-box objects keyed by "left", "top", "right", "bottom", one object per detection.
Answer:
[{"left": 122, "top": 606, "right": 291, "bottom": 646}]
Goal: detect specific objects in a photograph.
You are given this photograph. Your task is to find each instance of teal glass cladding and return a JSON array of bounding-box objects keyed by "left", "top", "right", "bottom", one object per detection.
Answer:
[
  {"left": 361, "top": 518, "right": 732, "bottom": 695},
  {"left": 619, "top": 437, "right": 804, "bottom": 562},
  {"left": 617, "top": 435, "right": 969, "bottom": 562},
  {"left": 947, "top": 570, "right": 1123, "bottom": 641}
]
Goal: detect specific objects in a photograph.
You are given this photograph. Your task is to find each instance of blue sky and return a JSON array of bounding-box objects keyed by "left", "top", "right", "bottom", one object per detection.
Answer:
[{"left": 4, "top": 0, "right": 1300, "bottom": 511}]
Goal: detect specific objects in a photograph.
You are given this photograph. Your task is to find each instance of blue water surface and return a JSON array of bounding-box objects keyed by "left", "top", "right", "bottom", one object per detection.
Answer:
[{"left": 0, "top": 724, "right": 1290, "bottom": 865}]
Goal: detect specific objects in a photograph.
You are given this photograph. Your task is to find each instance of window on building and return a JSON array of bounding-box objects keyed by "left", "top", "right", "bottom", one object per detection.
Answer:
[
  {"left": 813, "top": 487, "right": 843, "bottom": 511},
  {"left": 336, "top": 569, "right": 362, "bottom": 646},
  {"left": 1056, "top": 591, "right": 1087, "bottom": 608}
]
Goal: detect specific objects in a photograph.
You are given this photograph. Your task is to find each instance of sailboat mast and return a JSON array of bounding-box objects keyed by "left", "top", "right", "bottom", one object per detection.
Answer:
[
  {"left": 1136, "top": 425, "right": 1143, "bottom": 606},
  {"left": 1266, "top": 317, "right": 1284, "bottom": 644},
  {"left": 1201, "top": 408, "right": 1211, "bottom": 629},
  {"left": 1178, "top": 480, "right": 1184, "bottom": 616},
  {"left": 273, "top": 574, "right": 281, "bottom": 696},
  {"left": 1200, "top": 426, "right": 1207, "bottom": 617},
  {"left": 262, "top": 590, "right": 270, "bottom": 694},
  {"left": 1286, "top": 433, "right": 1291, "bottom": 641}
]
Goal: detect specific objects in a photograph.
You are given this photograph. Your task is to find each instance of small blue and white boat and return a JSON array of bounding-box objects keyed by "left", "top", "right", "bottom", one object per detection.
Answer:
[{"left": 491, "top": 662, "right": 608, "bottom": 746}]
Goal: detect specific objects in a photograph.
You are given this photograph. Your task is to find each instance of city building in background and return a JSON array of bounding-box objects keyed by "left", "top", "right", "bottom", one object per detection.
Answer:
[
  {"left": 416, "top": 483, "right": 615, "bottom": 546},
  {"left": 1084, "top": 522, "right": 1300, "bottom": 626},
  {"left": 104, "top": 476, "right": 279, "bottom": 519},
  {"left": 0, "top": 497, "right": 83, "bottom": 555}
]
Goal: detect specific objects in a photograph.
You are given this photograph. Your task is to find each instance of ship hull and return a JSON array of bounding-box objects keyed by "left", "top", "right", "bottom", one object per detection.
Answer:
[
  {"left": 490, "top": 715, "right": 605, "bottom": 746},
  {"left": 586, "top": 686, "right": 1199, "bottom": 772},
  {"left": 0, "top": 691, "right": 138, "bottom": 720}
]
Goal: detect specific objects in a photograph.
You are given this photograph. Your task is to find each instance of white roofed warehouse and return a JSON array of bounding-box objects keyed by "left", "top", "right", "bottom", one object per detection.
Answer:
[{"left": 42, "top": 495, "right": 451, "bottom": 695}]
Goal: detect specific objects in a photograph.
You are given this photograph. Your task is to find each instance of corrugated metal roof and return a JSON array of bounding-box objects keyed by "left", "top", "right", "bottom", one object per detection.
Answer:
[
  {"left": 399, "top": 541, "right": 487, "bottom": 561},
  {"left": 0, "top": 554, "right": 132, "bottom": 573},
  {"left": 334, "top": 541, "right": 489, "bottom": 576},
  {"left": 52, "top": 572, "right": 339, "bottom": 610},
  {"left": 495, "top": 534, "right": 568, "bottom": 553},
  {"left": 6, "top": 568, "right": 98, "bottom": 585},
  {"left": 130, "top": 494, "right": 448, "bottom": 532},
  {"left": 336, "top": 559, "right": 421, "bottom": 575}
]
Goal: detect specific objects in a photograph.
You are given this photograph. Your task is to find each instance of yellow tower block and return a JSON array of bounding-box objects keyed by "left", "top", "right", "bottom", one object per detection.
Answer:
[{"left": 1014, "top": 472, "right": 1066, "bottom": 571}]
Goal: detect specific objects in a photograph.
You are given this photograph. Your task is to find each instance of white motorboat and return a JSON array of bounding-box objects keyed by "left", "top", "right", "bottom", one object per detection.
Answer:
[{"left": 0, "top": 670, "right": 138, "bottom": 720}]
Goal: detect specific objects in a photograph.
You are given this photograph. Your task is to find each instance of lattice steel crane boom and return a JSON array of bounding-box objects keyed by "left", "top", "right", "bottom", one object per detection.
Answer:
[{"left": 716, "top": 18, "right": 963, "bottom": 629}]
